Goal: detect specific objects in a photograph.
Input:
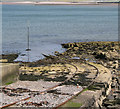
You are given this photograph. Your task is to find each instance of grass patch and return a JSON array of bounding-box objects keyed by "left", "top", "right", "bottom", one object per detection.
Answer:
[
  {"left": 5, "top": 81, "right": 13, "bottom": 85},
  {"left": 64, "top": 101, "right": 82, "bottom": 107},
  {"left": 88, "top": 85, "right": 101, "bottom": 91},
  {"left": 82, "top": 88, "right": 88, "bottom": 92}
]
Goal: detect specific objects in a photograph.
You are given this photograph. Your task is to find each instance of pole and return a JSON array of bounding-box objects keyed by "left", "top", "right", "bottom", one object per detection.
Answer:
[
  {"left": 26, "top": 21, "right": 31, "bottom": 51},
  {"left": 26, "top": 21, "right": 31, "bottom": 63},
  {"left": 27, "top": 26, "right": 29, "bottom": 50}
]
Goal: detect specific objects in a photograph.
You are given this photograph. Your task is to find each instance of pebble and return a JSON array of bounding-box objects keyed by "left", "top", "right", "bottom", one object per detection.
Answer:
[{"left": 1, "top": 84, "right": 83, "bottom": 107}]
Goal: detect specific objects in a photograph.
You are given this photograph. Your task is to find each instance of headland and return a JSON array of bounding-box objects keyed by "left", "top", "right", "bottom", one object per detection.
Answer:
[{"left": 0, "top": 1, "right": 119, "bottom": 5}]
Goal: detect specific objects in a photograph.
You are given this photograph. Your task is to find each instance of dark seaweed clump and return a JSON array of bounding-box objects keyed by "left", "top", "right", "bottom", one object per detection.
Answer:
[
  {"left": 19, "top": 73, "right": 67, "bottom": 82},
  {"left": 1, "top": 54, "right": 18, "bottom": 62}
]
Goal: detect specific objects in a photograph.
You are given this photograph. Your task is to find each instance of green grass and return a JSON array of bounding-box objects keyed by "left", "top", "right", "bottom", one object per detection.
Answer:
[
  {"left": 88, "top": 85, "right": 100, "bottom": 91},
  {"left": 64, "top": 101, "right": 82, "bottom": 107},
  {"left": 82, "top": 88, "right": 88, "bottom": 92},
  {"left": 5, "top": 81, "right": 13, "bottom": 85}
]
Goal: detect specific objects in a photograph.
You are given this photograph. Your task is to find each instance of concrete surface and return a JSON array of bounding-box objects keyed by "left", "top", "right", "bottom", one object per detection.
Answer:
[{"left": 0, "top": 63, "right": 19, "bottom": 85}]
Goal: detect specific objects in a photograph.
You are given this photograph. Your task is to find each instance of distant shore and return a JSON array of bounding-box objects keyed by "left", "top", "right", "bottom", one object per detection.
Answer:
[
  {"left": 0, "top": 1, "right": 119, "bottom": 5},
  {"left": 0, "top": 1, "right": 33, "bottom": 5}
]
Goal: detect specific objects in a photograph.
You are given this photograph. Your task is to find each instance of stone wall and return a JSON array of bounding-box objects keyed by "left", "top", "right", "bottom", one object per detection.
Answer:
[
  {"left": 0, "top": 63, "right": 19, "bottom": 85},
  {"left": 81, "top": 71, "right": 119, "bottom": 108}
]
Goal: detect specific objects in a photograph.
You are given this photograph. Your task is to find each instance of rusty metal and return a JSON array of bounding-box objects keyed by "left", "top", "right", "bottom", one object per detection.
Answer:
[
  {"left": 1, "top": 96, "right": 31, "bottom": 108},
  {"left": 53, "top": 89, "right": 84, "bottom": 109},
  {"left": 54, "top": 62, "right": 99, "bottom": 109},
  {"left": 1, "top": 63, "right": 99, "bottom": 108}
]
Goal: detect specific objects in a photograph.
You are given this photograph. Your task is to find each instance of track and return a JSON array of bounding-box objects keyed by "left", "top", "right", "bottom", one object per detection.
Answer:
[
  {"left": 54, "top": 62, "right": 99, "bottom": 108},
  {"left": 1, "top": 62, "right": 99, "bottom": 108}
]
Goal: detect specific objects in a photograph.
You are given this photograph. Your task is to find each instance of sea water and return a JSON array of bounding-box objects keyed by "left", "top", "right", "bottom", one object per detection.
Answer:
[{"left": 2, "top": 5, "right": 118, "bottom": 62}]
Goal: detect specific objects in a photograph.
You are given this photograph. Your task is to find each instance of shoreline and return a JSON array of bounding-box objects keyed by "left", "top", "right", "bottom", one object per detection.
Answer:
[
  {"left": 0, "top": 1, "right": 119, "bottom": 5},
  {"left": 1, "top": 41, "right": 119, "bottom": 108},
  {"left": 1, "top": 41, "right": 119, "bottom": 63},
  {"left": 2, "top": 40, "right": 118, "bottom": 62}
]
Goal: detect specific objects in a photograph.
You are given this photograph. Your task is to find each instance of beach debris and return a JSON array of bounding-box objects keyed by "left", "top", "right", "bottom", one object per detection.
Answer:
[
  {"left": 24, "top": 101, "right": 49, "bottom": 107},
  {"left": 48, "top": 71, "right": 57, "bottom": 74}
]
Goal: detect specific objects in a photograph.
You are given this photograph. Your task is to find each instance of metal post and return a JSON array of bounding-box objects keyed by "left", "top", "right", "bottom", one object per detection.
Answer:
[
  {"left": 26, "top": 21, "right": 31, "bottom": 63},
  {"left": 26, "top": 21, "right": 31, "bottom": 51},
  {"left": 27, "top": 26, "right": 29, "bottom": 51}
]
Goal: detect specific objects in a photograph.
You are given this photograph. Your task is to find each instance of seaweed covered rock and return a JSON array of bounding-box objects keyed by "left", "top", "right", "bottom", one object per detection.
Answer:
[
  {"left": 92, "top": 51, "right": 107, "bottom": 60},
  {"left": 1, "top": 54, "right": 18, "bottom": 62}
]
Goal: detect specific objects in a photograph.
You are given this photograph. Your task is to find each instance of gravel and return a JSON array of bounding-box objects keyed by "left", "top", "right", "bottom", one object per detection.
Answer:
[
  {"left": 54, "top": 85, "right": 83, "bottom": 95},
  {"left": 15, "top": 93, "right": 71, "bottom": 107},
  {"left": 1, "top": 80, "right": 83, "bottom": 107},
  {"left": 6, "top": 80, "right": 61, "bottom": 92}
]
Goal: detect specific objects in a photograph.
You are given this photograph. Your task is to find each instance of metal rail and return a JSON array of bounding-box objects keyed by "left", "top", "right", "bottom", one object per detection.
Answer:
[
  {"left": 1, "top": 63, "right": 77, "bottom": 108},
  {"left": 54, "top": 62, "right": 99, "bottom": 109},
  {"left": 1, "top": 62, "right": 99, "bottom": 108}
]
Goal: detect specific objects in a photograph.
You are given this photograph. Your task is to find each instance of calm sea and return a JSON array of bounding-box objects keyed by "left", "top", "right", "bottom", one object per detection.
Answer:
[{"left": 2, "top": 4, "right": 118, "bottom": 61}]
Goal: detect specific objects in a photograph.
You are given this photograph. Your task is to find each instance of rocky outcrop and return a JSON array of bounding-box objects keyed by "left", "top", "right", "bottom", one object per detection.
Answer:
[{"left": 18, "top": 41, "right": 119, "bottom": 108}]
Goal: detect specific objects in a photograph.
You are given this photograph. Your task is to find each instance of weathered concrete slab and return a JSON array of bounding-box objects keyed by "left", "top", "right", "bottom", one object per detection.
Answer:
[
  {"left": 0, "top": 59, "right": 8, "bottom": 63},
  {"left": 0, "top": 63, "right": 19, "bottom": 85}
]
